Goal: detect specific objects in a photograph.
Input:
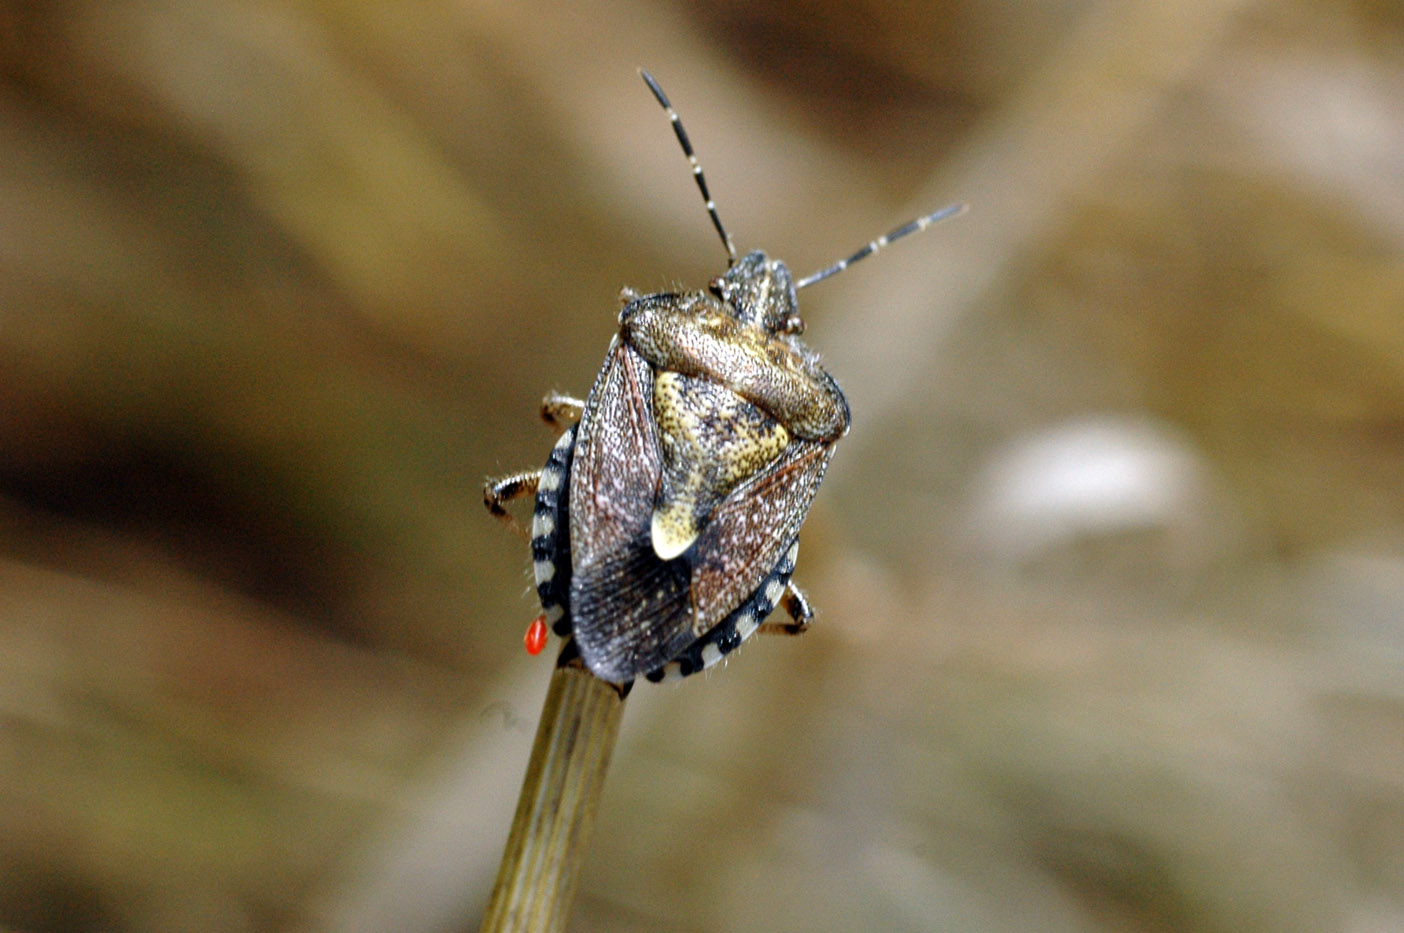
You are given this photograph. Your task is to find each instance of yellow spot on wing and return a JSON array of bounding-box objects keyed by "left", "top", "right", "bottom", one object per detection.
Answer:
[{"left": 651, "top": 507, "right": 698, "bottom": 561}]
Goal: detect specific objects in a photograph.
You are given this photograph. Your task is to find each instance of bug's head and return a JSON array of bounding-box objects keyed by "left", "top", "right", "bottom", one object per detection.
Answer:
[{"left": 710, "top": 250, "right": 805, "bottom": 336}]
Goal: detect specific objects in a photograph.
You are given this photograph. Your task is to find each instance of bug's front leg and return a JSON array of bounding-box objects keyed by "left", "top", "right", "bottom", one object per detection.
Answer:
[
  {"left": 483, "top": 471, "right": 542, "bottom": 541},
  {"left": 758, "top": 581, "right": 813, "bottom": 636},
  {"left": 540, "top": 392, "right": 585, "bottom": 432}
]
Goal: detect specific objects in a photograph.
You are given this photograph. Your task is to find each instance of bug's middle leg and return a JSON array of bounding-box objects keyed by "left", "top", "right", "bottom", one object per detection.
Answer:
[
  {"left": 485, "top": 393, "right": 582, "bottom": 538},
  {"left": 758, "top": 581, "right": 813, "bottom": 636},
  {"left": 540, "top": 392, "right": 585, "bottom": 432},
  {"left": 483, "top": 470, "right": 541, "bottom": 540}
]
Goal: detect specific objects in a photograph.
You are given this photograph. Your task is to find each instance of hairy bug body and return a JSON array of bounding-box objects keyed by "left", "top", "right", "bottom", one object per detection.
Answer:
[{"left": 485, "top": 71, "right": 962, "bottom": 685}]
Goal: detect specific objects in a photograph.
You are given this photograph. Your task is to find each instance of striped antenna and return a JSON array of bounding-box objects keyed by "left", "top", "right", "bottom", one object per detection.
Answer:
[
  {"left": 640, "top": 70, "right": 737, "bottom": 266},
  {"left": 795, "top": 202, "right": 967, "bottom": 290}
]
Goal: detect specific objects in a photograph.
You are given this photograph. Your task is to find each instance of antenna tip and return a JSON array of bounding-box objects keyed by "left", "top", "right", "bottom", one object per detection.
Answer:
[
  {"left": 928, "top": 202, "right": 969, "bottom": 223},
  {"left": 639, "top": 69, "right": 666, "bottom": 104}
]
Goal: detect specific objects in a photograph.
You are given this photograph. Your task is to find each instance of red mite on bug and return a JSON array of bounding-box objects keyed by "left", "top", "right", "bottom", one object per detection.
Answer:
[
  {"left": 485, "top": 70, "right": 963, "bottom": 686},
  {"left": 523, "top": 614, "right": 549, "bottom": 656}
]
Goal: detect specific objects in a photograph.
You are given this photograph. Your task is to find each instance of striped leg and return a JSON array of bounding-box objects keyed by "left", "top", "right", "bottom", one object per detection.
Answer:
[
  {"left": 758, "top": 581, "right": 813, "bottom": 636},
  {"left": 540, "top": 392, "right": 584, "bottom": 431},
  {"left": 483, "top": 471, "right": 541, "bottom": 540},
  {"left": 485, "top": 392, "right": 583, "bottom": 539}
]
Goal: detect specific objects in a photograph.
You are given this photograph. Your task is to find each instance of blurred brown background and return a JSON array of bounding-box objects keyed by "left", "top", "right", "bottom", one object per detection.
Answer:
[{"left": 2, "top": 0, "right": 1404, "bottom": 930}]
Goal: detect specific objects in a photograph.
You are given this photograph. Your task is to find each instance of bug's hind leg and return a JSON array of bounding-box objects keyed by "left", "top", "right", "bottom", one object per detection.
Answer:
[
  {"left": 758, "top": 582, "right": 813, "bottom": 636},
  {"left": 483, "top": 471, "right": 541, "bottom": 540},
  {"left": 540, "top": 392, "right": 585, "bottom": 432}
]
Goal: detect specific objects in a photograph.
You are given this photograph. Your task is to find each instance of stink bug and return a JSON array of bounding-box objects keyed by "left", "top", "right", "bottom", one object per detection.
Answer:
[{"left": 485, "top": 70, "right": 962, "bottom": 685}]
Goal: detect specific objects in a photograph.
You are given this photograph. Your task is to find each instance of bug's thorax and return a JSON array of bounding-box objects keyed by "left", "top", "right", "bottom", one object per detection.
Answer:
[
  {"left": 617, "top": 252, "right": 848, "bottom": 444},
  {"left": 607, "top": 250, "right": 847, "bottom": 564}
]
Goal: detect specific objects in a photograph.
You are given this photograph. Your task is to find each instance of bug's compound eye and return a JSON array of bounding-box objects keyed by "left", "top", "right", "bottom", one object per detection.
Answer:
[{"left": 779, "top": 315, "right": 805, "bottom": 336}]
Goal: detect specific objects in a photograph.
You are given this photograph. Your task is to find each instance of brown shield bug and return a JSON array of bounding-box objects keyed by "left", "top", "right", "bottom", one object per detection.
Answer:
[{"left": 486, "top": 70, "right": 963, "bottom": 685}]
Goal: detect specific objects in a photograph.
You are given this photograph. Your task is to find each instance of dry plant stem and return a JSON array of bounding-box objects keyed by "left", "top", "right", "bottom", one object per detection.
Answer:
[{"left": 480, "top": 645, "right": 629, "bottom": 933}]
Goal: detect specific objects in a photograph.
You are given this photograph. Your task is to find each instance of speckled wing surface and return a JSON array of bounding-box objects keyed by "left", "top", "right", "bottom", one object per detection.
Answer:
[
  {"left": 568, "top": 337, "right": 833, "bottom": 682},
  {"left": 569, "top": 338, "right": 695, "bottom": 682},
  {"left": 685, "top": 436, "right": 832, "bottom": 633}
]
